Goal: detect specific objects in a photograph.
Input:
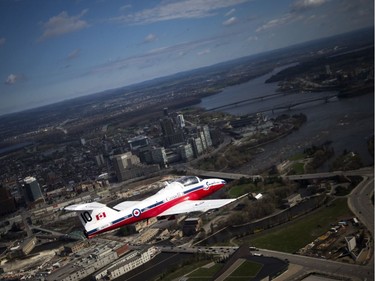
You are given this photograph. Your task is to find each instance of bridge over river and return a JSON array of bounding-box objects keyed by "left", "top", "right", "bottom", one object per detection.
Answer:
[{"left": 207, "top": 93, "right": 337, "bottom": 114}]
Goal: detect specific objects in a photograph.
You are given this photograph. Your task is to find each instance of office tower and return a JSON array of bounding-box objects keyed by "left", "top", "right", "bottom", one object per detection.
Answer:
[
  {"left": 151, "top": 147, "right": 168, "bottom": 167},
  {"left": 176, "top": 114, "right": 185, "bottom": 128},
  {"left": 163, "top": 107, "right": 169, "bottom": 117},
  {"left": 113, "top": 152, "right": 160, "bottom": 182},
  {"left": 160, "top": 118, "right": 175, "bottom": 136},
  {"left": 160, "top": 117, "right": 184, "bottom": 147},
  {"left": 23, "top": 176, "right": 44, "bottom": 203},
  {"left": 128, "top": 136, "right": 149, "bottom": 151}
]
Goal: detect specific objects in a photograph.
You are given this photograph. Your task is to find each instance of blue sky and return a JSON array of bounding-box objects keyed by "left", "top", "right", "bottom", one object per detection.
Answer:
[{"left": 0, "top": 0, "right": 373, "bottom": 115}]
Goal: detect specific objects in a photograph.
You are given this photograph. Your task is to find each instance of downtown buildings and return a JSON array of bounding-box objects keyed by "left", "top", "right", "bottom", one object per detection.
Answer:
[{"left": 113, "top": 110, "right": 215, "bottom": 182}]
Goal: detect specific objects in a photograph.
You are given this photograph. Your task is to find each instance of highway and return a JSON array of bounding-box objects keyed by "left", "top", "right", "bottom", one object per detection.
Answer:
[{"left": 347, "top": 173, "right": 374, "bottom": 236}]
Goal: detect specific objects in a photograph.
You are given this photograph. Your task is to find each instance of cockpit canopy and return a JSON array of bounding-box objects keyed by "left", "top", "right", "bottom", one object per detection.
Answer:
[{"left": 173, "top": 176, "right": 201, "bottom": 186}]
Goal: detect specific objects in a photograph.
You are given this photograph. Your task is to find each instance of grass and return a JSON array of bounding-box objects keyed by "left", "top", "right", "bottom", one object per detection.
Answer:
[
  {"left": 155, "top": 260, "right": 223, "bottom": 281},
  {"left": 155, "top": 260, "right": 213, "bottom": 281},
  {"left": 289, "top": 153, "right": 306, "bottom": 161},
  {"left": 235, "top": 198, "right": 353, "bottom": 253},
  {"left": 185, "top": 260, "right": 262, "bottom": 280},
  {"left": 228, "top": 183, "right": 259, "bottom": 198},
  {"left": 290, "top": 162, "right": 305, "bottom": 174},
  {"left": 187, "top": 263, "right": 223, "bottom": 279},
  {"left": 229, "top": 260, "right": 263, "bottom": 278}
]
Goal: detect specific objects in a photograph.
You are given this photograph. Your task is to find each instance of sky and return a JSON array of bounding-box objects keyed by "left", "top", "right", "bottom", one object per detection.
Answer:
[{"left": 0, "top": 0, "right": 373, "bottom": 115}]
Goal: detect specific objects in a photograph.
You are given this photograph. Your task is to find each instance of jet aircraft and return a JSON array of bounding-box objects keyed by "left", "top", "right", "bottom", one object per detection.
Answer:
[{"left": 65, "top": 176, "right": 235, "bottom": 238}]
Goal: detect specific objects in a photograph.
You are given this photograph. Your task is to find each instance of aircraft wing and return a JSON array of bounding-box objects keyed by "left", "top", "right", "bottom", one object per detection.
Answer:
[
  {"left": 158, "top": 199, "right": 236, "bottom": 217},
  {"left": 113, "top": 201, "right": 141, "bottom": 211},
  {"left": 65, "top": 202, "right": 107, "bottom": 211}
]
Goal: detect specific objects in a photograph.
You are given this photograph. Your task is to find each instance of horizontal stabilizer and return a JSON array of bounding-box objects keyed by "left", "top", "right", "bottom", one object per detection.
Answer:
[
  {"left": 158, "top": 199, "right": 236, "bottom": 217},
  {"left": 65, "top": 202, "right": 119, "bottom": 237},
  {"left": 113, "top": 201, "right": 141, "bottom": 211}
]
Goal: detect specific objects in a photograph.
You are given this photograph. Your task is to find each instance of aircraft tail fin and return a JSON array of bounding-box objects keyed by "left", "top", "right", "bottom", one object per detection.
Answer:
[{"left": 65, "top": 202, "right": 118, "bottom": 238}]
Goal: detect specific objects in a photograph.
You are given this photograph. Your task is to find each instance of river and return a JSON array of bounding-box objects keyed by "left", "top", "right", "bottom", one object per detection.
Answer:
[{"left": 198, "top": 67, "right": 374, "bottom": 174}]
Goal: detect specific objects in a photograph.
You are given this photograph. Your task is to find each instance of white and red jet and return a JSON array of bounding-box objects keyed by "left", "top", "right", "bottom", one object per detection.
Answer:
[{"left": 65, "top": 176, "right": 234, "bottom": 238}]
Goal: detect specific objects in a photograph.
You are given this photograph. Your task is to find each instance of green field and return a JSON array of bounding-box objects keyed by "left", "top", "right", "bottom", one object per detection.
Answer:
[
  {"left": 290, "top": 162, "right": 305, "bottom": 174},
  {"left": 289, "top": 153, "right": 306, "bottom": 161},
  {"left": 187, "top": 263, "right": 223, "bottom": 279},
  {"left": 185, "top": 260, "right": 262, "bottom": 280},
  {"left": 228, "top": 183, "right": 259, "bottom": 198},
  {"left": 225, "top": 260, "right": 263, "bottom": 281},
  {"left": 155, "top": 260, "right": 223, "bottom": 281},
  {"left": 236, "top": 198, "right": 353, "bottom": 253}
]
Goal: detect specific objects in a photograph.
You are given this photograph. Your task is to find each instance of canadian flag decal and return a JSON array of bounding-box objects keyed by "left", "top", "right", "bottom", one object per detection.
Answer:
[{"left": 96, "top": 212, "right": 106, "bottom": 220}]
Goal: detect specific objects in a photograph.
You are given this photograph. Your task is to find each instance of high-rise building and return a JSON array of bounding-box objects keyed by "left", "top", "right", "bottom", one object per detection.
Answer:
[
  {"left": 128, "top": 136, "right": 150, "bottom": 151},
  {"left": 178, "top": 144, "right": 194, "bottom": 161},
  {"left": 95, "top": 154, "right": 105, "bottom": 167},
  {"left": 113, "top": 152, "right": 140, "bottom": 170},
  {"left": 151, "top": 147, "right": 168, "bottom": 167},
  {"left": 189, "top": 137, "right": 204, "bottom": 157},
  {"left": 202, "top": 125, "right": 212, "bottom": 147},
  {"left": 176, "top": 114, "right": 185, "bottom": 128},
  {"left": 160, "top": 118, "right": 175, "bottom": 136},
  {"left": 0, "top": 185, "right": 17, "bottom": 216},
  {"left": 113, "top": 152, "right": 159, "bottom": 182},
  {"left": 163, "top": 107, "right": 169, "bottom": 117},
  {"left": 160, "top": 117, "right": 185, "bottom": 147},
  {"left": 23, "top": 176, "right": 44, "bottom": 203}
]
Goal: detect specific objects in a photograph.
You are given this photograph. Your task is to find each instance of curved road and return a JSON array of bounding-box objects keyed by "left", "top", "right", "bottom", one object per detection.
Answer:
[{"left": 347, "top": 173, "right": 374, "bottom": 237}]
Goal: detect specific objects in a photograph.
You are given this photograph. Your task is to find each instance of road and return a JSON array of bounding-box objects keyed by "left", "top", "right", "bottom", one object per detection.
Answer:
[
  {"left": 347, "top": 174, "right": 374, "bottom": 236},
  {"left": 260, "top": 248, "right": 373, "bottom": 281}
]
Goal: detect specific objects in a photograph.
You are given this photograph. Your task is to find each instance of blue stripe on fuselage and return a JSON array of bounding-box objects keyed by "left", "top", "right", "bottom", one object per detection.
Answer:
[
  {"left": 87, "top": 228, "right": 98, "bottom": 235},
  {"left": 183, "top": 184, "right": 204, "bottom": 194},
  {"left": 141, "top": 201, "right": 163, "bottom": 212}
]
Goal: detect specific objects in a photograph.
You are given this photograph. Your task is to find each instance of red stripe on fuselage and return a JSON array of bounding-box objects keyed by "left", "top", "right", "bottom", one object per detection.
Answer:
[{"left": 89, "top": 182, "right": 224, "bottom": 237}]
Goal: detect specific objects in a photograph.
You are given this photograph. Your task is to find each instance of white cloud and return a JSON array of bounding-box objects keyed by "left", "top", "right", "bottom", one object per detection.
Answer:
[
  {"left": 223, "top": 16, "right": 238, "bottom": 26},
  {"left": 89, "top": 38, "right": 215, "bottom": 75},
  {"left": 256, "top": 0, "right": 329, "bottom": 33},
  {"left": 38, "top": 10, "right": 89, "bottom": 41},
  {"left": 0, "top": 37, "right": 6, "bottom": 46},
  {"left": 197, "top": 48, "right": 210, "bottom": 56},
  {"left": 291, "top": 0, "right": 328, "bottom": 11},
  {"left": 247, "top": 35, "right": 258, "bottom": 41},
  {"left": 111, "top": 0, "right": 249, "bottom": 25},
  {"left": 67, "top": 48, "right": 81, "bottom": 60},
  {"left": 143, "top": 33, "right": 157, "bottom": 43},
  {"left": 256, "top": 13, "right": 298, "bottom": 32},
  {"left": 120, "top": 4, "right": 132, "bottom": 12},
  {"left": 5, "top": 74, "right": 18, "bottom": 85},
  {"left": 225, "top": 8, "right": 236, "bottom": 17}
]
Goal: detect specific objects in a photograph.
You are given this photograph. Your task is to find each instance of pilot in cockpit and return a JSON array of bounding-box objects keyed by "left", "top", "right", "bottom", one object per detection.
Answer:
[{"left": 174, "top": 176, "right": 201, "bottom": 186}]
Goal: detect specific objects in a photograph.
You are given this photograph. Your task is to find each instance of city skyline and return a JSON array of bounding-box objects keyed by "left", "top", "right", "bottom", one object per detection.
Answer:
[{"left": 1, "top": 0, "right": 373, "bottom": 115}]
